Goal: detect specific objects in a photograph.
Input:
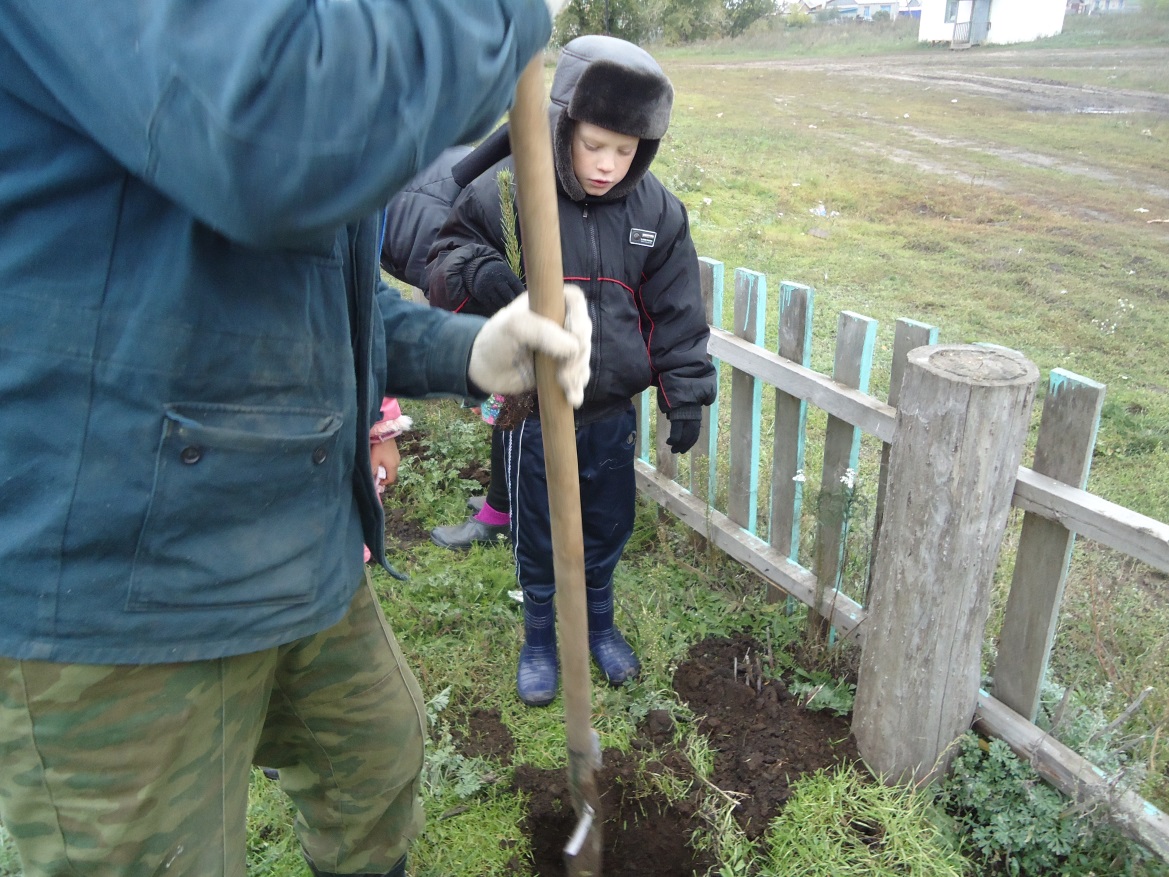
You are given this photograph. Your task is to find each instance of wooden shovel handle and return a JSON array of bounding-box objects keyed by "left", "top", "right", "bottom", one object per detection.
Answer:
[{"left": 509, "top": 56, "right": 602, "bottom": 876}]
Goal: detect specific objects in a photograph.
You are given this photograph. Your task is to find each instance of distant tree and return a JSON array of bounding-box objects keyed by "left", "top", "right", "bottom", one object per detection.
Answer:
[
  {"left": 660, "top": 0, "right": 723, "bottom": 42},
  {"left": 723, "top": 0, "right": 775, "bottom": 36},
  {"left": 554, "top": 0, "right": 659, "bottom": 44}
]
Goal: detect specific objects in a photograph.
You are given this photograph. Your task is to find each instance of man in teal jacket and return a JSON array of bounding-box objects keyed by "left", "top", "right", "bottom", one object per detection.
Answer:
[{"left": 0, "top": 2, "right": 584, "bottom": 875}]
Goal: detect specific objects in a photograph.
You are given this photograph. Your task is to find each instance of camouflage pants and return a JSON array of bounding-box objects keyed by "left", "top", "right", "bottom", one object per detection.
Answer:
[{"left": 0, "top": 574, "right": 425, "bottom": 877}]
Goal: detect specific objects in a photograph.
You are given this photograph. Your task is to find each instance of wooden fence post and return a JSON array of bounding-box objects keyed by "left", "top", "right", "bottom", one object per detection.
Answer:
[
  {"left": 853, "top": 344, "right": 1039, "bottom": 784},
  {"left": 636, "top": 392, "right": 649, "bottom": 463},
  {"left": 690, "top": 258, "right": 724, "bottom": 503},
  {"left": 768, "top": 282, "right": 814, "bottom": 603},
  {"left": 729, "top": 269, "right": 766, "bottom": 536},
  {"left": 993, "top": 369, "right": 1106, "bottom": 720},
  {"left": 869, "top": 318, "right": 939, "bottom": 601},
  {"left": 810, "top": 311, "right": 877, "bottom": 635}
]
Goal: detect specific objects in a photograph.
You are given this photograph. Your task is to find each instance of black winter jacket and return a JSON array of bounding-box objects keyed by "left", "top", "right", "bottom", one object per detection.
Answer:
[
  {"left": 427, "top": 162, "right": 716, "bottom": 421},
  {"left": 380, "top": 145, "right": 473, "bottom": 290}
]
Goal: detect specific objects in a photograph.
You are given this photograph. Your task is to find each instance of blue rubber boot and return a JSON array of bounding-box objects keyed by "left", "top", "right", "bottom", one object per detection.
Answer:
[
  {"left": 517, "top": 592, "right": 559, "bottom": 707},
  {"left": 586, "top": 583, "right": 641, "bottom": 686}
]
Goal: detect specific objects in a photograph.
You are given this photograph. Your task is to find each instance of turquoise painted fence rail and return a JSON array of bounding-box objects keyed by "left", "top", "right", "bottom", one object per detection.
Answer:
[{"left": 634, "top": 257, "right": 1169, "bottom": 860}]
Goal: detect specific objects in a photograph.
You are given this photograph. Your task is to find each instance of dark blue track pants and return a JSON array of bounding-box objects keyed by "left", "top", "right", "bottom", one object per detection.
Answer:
[{"left": 504, "top": 405, "right": 637, "bottom": 602}]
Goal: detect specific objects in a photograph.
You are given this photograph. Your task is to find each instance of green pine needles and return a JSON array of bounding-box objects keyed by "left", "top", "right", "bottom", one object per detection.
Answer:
[{"left": 495, "top": 168, "right": 522, "bottom": 279}]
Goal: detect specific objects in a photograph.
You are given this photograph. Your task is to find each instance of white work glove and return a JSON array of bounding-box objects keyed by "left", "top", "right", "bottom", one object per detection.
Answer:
[
  {"left": 545, "top": 0, "right": 570, "bottom": 20},
  {"left": 468, "top": 284, "right": 591, "bottom": 408}
]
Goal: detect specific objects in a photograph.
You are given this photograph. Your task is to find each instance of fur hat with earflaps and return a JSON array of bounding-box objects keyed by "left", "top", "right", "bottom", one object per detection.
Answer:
[{"left": 550, "top": 35, "right": 674, "bottom": 202}]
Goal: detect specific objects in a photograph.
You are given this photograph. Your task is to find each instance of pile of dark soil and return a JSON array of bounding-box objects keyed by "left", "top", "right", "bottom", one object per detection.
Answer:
[{"left": 449, "top": 632, "right": 861, "bottom": 876}]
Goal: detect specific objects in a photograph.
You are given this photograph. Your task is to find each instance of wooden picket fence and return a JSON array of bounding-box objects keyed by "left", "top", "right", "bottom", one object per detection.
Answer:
[{"left": 634, "top": 257, "right": 1169, "bottom": 859}]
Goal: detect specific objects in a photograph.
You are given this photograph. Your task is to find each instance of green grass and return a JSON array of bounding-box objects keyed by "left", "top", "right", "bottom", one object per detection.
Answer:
[
  {"left": 0, "top": 823, "right": 18, "bottom": 877},
  {"left": 246, "top": 771, "right": 306, "bottom": 876},
  {"left": 661, "top": 16, "right": 927, "bottom": 60},
  {"left": 653, "top": 41, "right": 1169, "bottom": 522},
  {"left": 650, "top": 20, "right": 1169, "bottom": 819},
  {"left": 762, "top": 763, "right": 968, "bottom": 877},
  {"left": 4, "top": 14, "right": 1169, "bottom": 877}
]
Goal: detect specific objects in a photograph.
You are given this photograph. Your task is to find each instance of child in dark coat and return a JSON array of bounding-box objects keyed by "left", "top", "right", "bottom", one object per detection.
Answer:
[{"left": 428, "top": 35, "right": 717, "bottom": 706}]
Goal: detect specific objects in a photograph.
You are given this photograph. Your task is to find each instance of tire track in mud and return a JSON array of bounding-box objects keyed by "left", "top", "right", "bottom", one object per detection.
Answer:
[{"left": 818, "top": 117, "right": 1169, "bottom": 221}]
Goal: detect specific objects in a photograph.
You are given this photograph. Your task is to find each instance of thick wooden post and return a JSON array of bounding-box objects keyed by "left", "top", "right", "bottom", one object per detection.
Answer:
[{"left": 853, "top": 344, "right": 1039, "bottom": 785}]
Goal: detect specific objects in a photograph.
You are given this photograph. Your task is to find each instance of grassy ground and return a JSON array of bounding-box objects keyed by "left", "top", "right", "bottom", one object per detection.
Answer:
[
  {"left": 647, "top": 5, "right": 1169, "bottom": 817},
  {"left": 383, "top": 15, "right": 1168, "bottom": 868},
  {"left": 3, "top": 12, "right": 1169, "bottom": 877}
]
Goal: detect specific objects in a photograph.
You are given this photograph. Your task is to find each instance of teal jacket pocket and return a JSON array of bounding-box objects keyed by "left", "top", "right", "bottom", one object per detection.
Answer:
[{"left": 128, "top": 404, "right": 345, "bottom": 610}]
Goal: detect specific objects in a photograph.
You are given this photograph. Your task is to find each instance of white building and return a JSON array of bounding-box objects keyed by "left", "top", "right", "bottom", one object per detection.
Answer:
[{"left": 918, "top": 0, "right": 1066, "bottom": 45}]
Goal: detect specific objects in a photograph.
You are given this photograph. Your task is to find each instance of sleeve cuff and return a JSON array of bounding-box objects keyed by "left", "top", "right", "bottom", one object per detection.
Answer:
[{"left": 667, "top": 405, "right": 702, "bottom": 421}]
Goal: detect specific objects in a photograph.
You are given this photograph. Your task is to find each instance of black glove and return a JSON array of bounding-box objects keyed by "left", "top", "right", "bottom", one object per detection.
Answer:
[
  {"left": 666, "top": 406, "right": 702, "bottom": 455},
  {"left": 470, "top": 260, "right": 526, "bottom": 313}
]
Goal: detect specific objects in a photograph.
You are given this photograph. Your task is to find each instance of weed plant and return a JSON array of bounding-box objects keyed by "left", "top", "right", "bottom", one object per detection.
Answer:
[
  {"left": 788, "top": 667, "right": 856, "bottom": 717},
  {"left": 936, "top": 733, "right": 1169, "bottom": 876}
]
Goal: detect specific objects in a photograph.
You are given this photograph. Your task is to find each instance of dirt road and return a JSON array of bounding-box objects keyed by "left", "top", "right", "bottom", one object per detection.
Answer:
[
  {"left": 678, "top": 44, "right": 1169, "bottom": 219},
  {"left": 740, "top": 46, "right": 1169, "bottom": 111}
]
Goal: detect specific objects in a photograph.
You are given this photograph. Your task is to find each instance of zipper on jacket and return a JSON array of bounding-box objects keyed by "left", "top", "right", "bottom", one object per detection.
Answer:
[{"left": 581, "top": 203, "right": 601, "bottom": 400}]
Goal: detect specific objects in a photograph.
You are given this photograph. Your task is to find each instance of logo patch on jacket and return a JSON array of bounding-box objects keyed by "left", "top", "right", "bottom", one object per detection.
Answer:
[{"left": 629, "top": 228, "right": 657, "bottom": 248}]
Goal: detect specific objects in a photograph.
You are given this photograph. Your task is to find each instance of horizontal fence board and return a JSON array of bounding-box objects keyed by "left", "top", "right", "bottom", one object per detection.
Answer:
[
  {"left": 1012, "top": 468, "right": 1169, "bottom": 574},
  {"left": 707, "top": 327, "right": 897, "bottom": 442},
  {"left": 635, "top": 460, "right": 866, "bottom": 636},
  {"left": 976, "top": 691, "right": 1169, "bottom": 861}
]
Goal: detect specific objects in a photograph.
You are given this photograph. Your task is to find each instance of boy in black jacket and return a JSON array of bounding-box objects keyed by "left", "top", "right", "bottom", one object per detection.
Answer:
[{"left": 428, "top": 35, "right": 717, "bottom": 706}]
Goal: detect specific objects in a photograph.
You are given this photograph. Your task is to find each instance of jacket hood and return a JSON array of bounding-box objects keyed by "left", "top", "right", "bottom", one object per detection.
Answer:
[{"left": 550, "top": 35, "right": 674, "bottom": 202}]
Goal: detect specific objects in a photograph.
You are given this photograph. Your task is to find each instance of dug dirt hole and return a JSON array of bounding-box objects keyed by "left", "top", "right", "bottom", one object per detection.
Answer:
[{"left": 458, "top": 629, "right": 861, "bottom": 876}]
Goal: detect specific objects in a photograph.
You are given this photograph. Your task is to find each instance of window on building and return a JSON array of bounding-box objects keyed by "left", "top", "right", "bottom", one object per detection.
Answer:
[{"left": 945, "top": 0, "right": 958, "bottom": 21}]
